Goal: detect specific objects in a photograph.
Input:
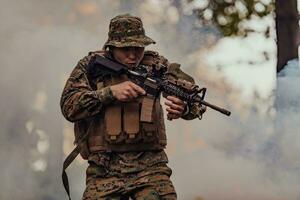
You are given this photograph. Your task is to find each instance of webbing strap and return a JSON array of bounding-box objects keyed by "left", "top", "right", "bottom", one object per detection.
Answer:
[{"left": 62, "top": 131, "right": 89, "bottom": 200}]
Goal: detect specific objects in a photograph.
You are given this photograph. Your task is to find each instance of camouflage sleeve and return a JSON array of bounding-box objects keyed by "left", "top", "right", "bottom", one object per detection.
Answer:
[
  {"left": 165, "top": 63, "right": 206, "bottom": 120},
  {"left": 60, "top": 57, "right": 116, "bottom": 122},
  {"left": 181, "top": 102, "right": 206, "bottom": 120}
]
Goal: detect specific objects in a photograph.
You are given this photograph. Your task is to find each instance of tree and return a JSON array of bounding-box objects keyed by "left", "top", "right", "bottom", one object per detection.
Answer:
[
  {"left": 190, "top": 0, "right": 274, "bottom": 36},
  {"left": 275, "top": 0, "right": 299, "bottom": 72},
  {"left": 189, "top": 0, "right": 299, "bottom": 72}
]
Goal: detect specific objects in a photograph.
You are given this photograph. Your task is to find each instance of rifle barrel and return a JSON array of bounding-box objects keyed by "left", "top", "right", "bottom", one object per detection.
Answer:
[{"left": 195, "top": 96, "right": 231, "bottom": 116}]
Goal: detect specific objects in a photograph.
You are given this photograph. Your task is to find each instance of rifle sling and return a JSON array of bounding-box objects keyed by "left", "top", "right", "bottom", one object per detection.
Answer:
[{"left": 62, "top": 130, "right": 90, "bottom": 200}]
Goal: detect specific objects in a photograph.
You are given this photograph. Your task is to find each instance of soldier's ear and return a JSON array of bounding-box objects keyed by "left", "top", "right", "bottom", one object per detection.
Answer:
[{"left": 107, "top": 46, "right": 114, "bottom": 54}]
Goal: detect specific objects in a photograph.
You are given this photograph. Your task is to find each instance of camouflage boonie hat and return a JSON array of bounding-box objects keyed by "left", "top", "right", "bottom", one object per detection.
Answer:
[{"left": 103, "top": 14, "right": 156, "bottom": 49}]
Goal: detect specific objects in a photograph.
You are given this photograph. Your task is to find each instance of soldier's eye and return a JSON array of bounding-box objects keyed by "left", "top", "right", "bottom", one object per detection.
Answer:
[{"left": 135, "top": 47, "right": 144, "bottom": 53}]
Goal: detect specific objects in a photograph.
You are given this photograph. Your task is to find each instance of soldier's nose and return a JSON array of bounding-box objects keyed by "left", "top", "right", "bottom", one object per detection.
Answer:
[{"left": 128, "top": 51, "right": 136, "bottom": 60}]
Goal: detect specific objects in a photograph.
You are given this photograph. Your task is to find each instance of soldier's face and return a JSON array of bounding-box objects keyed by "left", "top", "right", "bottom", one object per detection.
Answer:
[{"left": 112, "top": 47, "right": 144, "bottom": 68}]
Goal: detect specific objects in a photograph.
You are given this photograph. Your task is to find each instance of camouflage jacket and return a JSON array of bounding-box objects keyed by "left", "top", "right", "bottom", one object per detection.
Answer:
[{"left": 60, "top": 50, "right": 204, "bottom": 171}]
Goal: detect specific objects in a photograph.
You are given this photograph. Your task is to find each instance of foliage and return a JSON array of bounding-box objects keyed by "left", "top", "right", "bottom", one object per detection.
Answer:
[{"left": 188, "top": 0, "right": 275, "bottom": 36}]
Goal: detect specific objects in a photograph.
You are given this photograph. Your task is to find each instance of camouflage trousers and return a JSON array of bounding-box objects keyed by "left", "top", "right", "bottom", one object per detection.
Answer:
[{"left": 82, "top": 162, "right": 177, "bottom": 200}]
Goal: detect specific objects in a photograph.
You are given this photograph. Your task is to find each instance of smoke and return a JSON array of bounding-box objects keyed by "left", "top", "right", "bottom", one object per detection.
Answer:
[
  {"left": 168, "top": 59, "right": 300, "bottom": 200},
  {"left": 275, "top": 59, "right": 300, "bottom": 172},
  {"left": 1, "top": 0, "right": 299, "bottom": 200}
]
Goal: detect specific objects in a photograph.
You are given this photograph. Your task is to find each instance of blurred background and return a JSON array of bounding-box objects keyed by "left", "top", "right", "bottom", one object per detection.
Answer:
[{"left": 0, "top": 0, "right": 299, "bottom": 199}]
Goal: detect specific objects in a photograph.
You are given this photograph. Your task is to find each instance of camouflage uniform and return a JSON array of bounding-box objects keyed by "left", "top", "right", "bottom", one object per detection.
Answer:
[{"left": 60, "top": 14, "right": 205, "bottom": 200}]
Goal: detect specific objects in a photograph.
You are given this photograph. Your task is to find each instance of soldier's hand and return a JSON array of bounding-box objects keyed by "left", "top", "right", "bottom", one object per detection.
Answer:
[
  {"left": 165, "top": 96, "right": 186, "bottom": 120},
  {"left": 110, "top": 81, "right": 146, "bottom": 102}
]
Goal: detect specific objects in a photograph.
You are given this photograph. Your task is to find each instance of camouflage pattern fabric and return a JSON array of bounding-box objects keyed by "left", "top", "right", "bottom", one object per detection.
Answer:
[
  {"left": 103, "top": 14, "right": 155, "bottom": 49},
  {"left": 60, "top": 52, "right": 116, "bottom": 122},
  {"left": 164, "top": 62, "right": 206, "bottom": 120},
  {"left": 82, "top": 151, "right": 176, "bottom": 200}
]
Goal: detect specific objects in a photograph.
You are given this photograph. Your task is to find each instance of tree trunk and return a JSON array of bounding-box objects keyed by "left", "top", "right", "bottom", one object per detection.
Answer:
[{"left": 276, "top": 0, "right": 299, "bottom": 72}]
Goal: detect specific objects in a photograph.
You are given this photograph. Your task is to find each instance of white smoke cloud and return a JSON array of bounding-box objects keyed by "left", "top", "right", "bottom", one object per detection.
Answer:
[
  {"left": 169, "top": 60, "right": 300, "bottom": 200},
  {"left": 275, "top": 59, "right": 300, "bottom": 172}
]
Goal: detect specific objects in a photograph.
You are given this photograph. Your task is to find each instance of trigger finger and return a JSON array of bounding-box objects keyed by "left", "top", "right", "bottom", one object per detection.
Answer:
[
  {"left": 130, "top": 82, "right": 146, "bottom": 95},
  {"left": 127, "top": 88, "right": 138, "bottom": 98}
]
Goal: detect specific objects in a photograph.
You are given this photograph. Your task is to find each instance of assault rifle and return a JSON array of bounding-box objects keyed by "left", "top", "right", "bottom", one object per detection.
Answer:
[{"left": 88, "top": 55, "right": 231, "bottom": 117}]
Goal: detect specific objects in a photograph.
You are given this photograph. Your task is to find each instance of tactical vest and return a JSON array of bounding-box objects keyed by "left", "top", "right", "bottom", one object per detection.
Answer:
[{"left": 74, "top": 50, "right": 168, "bottom": 158}]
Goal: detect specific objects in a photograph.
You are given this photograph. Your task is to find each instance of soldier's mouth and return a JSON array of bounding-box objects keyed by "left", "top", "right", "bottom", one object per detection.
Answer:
[{"left": 126, "top": 63, "right": 137, "bottom": 67}]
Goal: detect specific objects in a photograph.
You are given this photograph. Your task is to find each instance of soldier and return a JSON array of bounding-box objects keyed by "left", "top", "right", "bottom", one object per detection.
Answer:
[{"left": 60, "top": 14, "right": 206, "bottom": 200}]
